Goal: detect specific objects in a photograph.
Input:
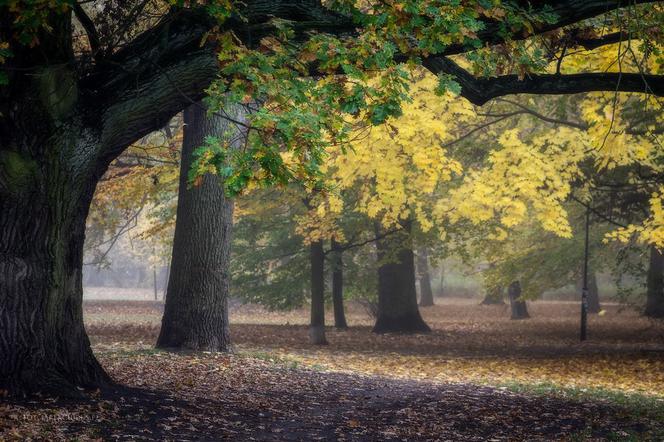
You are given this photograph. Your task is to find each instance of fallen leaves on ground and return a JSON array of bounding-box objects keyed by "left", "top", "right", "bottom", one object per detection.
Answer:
[
  {"left": 2, "top": 351, "right": 663, "bottom": 441},
  {"left": 85, "top": 299, "right": 664, "bottom": 396},
  {"left": 3, "top": 298, "right": 662, "bottom": 440}
]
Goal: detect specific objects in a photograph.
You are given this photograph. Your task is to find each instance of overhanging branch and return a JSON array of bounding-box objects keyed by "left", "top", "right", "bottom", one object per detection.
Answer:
[{"left": 423, "top": 57, "right": 664, "bottom": 105}]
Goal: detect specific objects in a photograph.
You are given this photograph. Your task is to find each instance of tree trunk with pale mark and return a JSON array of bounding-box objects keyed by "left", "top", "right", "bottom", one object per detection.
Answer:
[
  {"left": 508, "top": 281, "right": 529, "bottom": 320},
  {"left": 156, "top": 103, "right": 239, "bottom": 351},
  {"left": 331, "top": 238, "right": 348, "bottom": 329},
  {"left": 576, "top": 269, "right": 601, "bottom": 314},
  {"left": 373, "top": 222, "right": 430, "bottom": 334},
  {"left": 645, "top": 246, "right": 664, "bottom": 318},
  {"left": 417, "top": 248, "right": 434, "bottom": 307},
  {"left": 309, "top": 239, "right": 327, "bottom": 344}
]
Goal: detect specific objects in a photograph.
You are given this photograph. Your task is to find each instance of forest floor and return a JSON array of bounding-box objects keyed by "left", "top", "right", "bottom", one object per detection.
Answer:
[{"left": 2, "top": 298, "right": 664, "bottom": 440}]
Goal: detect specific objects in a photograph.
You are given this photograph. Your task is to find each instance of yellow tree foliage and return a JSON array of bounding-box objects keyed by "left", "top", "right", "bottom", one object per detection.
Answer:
[{"left": 307, "top": 71, "right": 472, "bottom": 239}]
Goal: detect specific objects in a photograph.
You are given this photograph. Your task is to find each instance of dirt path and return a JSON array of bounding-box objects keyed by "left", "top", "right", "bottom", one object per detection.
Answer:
[{"left": 3, "top": 352, "right": 662, "bottom": 441}]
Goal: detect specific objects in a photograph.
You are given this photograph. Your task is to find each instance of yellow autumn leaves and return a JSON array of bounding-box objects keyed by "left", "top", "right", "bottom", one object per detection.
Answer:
[{"left": 287, "top": 62, "right": 663, "bottom": 249}]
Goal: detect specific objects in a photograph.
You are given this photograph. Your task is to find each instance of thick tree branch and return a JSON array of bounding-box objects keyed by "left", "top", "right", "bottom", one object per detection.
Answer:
[
  {"left": 73, "top": 4, "right": 101, "bottom": 61},
  {"left": 423, "top": 57, "right": 664, "bottom": 106},
  {"left": 572, "top": 31, "right": 627, "bottom": 50},
  {"left": 89, "top": 0, "right": 664, "bottom": 165}
]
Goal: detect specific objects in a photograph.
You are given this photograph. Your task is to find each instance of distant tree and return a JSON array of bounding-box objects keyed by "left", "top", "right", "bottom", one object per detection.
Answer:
[
  {"left": 331, "top": 238, "right": 348, "bottom": 329},
  {"left": 417, "top": 248, "right": 435, "bottom": 307},
  {"left": 508, "top": 281, "right": 529, "bottom": 320},
  {"left": 373, "top": 222, "right": 430, "bottom": 333}
]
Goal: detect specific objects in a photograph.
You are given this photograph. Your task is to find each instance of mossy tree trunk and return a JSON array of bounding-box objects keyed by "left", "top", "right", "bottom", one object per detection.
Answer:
[
  {"left": 508, "top": 281, "right": 529, "bottom": 320},
  {"left": 331, "top": 238, "right": 348, "bottom": 329},
  {"left": 417, "top": 248, "right": 434, "bottom": 307},
  {"left": 0, "top": 158, "right": 112, "bottom": 396},
  {"left": 0, "top": 63, "right": 114, "bottom": 395},
  {"left": 645, "top": 246, "right": 664, "bottom": 318},
  {"left": 156, "top": 103, "right": 239, "bottom": 351},
  {"left": 373, "top": 222, "right": 430, "bottom": 334},
  {"left": 0, "top": 13, "right": 218, "bottom": 394}
]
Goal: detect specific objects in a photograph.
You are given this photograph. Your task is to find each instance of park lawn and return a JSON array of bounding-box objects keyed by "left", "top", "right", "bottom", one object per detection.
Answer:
[
  {"left": 3, "top": 298, "right": 662, "bottom": 441},
  {"left": 86, "top": 298, "right": 664, "bottom": 397}
]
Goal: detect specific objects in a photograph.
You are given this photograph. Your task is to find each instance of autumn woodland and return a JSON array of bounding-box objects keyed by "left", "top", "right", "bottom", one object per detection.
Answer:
[{"left": 1, "top": 0, "right": 664, "bottom": 440}]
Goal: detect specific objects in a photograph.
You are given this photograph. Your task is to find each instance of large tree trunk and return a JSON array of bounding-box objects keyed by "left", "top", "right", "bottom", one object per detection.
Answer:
[
  {"left": 645, "top": 246, "right": 664, "bottom": 318},
  {"left": 309, "top": 240, "right": 328, "bottom": 344},
  {"left": 1, "top": 118, "right": 111, "bottom": 395},
  {"left": 373, "top": 222, "right": 430, "bottom": 334},
  {"left": 156, "top": 103, "right": 237, "bottom": 351},
  {"left": 508, "top": 281, "right": 530, "bottom": 320},
  {"left": 417, "top": 248, "right": 434, "bottom": 307},
  {"left": 331, "top": 238, "right": 348, "bottom": 329}
]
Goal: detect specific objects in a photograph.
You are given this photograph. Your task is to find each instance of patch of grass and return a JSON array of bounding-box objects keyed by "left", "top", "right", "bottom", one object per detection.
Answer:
[
  {"left": 237, "top": 348, "right": 330, "bottom": 371},
  {"left": 504, "top": 382, "right": 664, "bottom": 441},
  {"left": 497, "top": 380, "right": 664, "bottom": 420},
  {"left": 236, "top": 349, "right": 304, "bottom": 369},
  {"left": 100, "top": 347, "right": 168, "bottom": 358}
]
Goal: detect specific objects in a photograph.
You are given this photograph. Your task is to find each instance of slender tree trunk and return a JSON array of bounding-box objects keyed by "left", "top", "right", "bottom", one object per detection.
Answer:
[
  {"left": 373, "top": 222, "right": 430, "bottom": 333},
  {"left": 645, "top": 246, "right": 664, "bottom": 318},
  {"left": 417, "top": 248, "right": 434, "bottom": 307},
  {"left": 153, "top": 266, "right": 159, "bottom": 301},
  {"left": 508, "top": 281, "right": 529, "bottom": 320},
  {"left": 587, "top": 270, "right": 601, "bottom": 314},
  {"left": 156, "top": 103, "right": 238, "bottom": 351},
  {"left": 577, "top": 269, "right": 601, "bottom": 314},
  {"left": 331, "top": 238, "right": 348, "bottom": 329},
  {"left": 481, "top": 286, "right": 505, "bottom": 305},
  {"left": 439, "top": 263, "right": 445, "bottom": 297},
  {"left": 309, "top": 239, "right": 327, "bottom": 344}
]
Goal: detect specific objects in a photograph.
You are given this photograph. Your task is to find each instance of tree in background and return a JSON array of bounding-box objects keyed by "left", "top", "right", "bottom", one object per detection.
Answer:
[
  {"left": 417, "top": 248, "right": 435, "bottom": 307},
  {"left": 508, "top": 281, "right": 529, "bottom": 320},
  {"left": 156, "top": 102, "right": 244, "bottom": 351},
  {"left": 331, "top": 238, "right": 348, "bottom": 329}
]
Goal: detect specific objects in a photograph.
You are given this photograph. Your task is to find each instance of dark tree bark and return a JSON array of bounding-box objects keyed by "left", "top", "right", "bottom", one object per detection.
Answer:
[
  {"left": 156, "top": 103, "right": 238, "bottom": 351},
  {"left": 508, "top": 281, "right": 530, "bottom": 320},
  {"left": 417, "top": 248, "right": 434, "bottom": 307},
  {"left": 481, "top": 286, "right": 505, "bottom": 305},
  {"left": 331, "top": 238, "right": 348, "bottom": 329},
  {"left": 587, "top": 271, "right": 601, "bottom": 314},
  {"left": 577, "top": 269, "right": 601, "bottom": 314},
  {"left": 0, "top": 63, "right": 112, "bottom": 395},
  {"left": 0, "top": 166, "right": 112, "bottom": 396},
  {"left": 645, "top": 246, "right": 664, "bottom": 318},
  {"left": 309, "top": 240, "right": 328, "bottom": 344},
  {"left": 373, "top": 222, "right": 430, "bottom": 333}
]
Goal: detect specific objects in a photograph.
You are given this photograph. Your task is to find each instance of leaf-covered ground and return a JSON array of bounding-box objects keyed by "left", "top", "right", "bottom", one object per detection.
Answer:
[{"left": 2, "top": 298, "right": 664, "bottom": 440}]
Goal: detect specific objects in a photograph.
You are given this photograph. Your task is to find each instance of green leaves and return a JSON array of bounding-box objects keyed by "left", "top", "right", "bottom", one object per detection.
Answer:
[{"left": 435, "top": 73, "right": 461, "bottom": 96}]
